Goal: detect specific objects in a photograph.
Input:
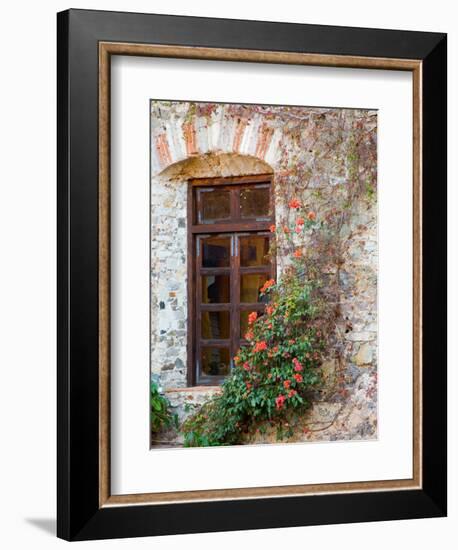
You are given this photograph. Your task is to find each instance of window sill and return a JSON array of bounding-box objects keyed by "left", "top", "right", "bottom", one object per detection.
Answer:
[{"left": 164, "top": 385, "right": 221, "bottom": 393}]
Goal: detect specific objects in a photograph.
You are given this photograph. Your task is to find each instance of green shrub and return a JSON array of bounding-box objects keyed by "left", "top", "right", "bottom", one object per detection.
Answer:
[{"left": 150, "top": 381, "right": 178, "bottom": 434}]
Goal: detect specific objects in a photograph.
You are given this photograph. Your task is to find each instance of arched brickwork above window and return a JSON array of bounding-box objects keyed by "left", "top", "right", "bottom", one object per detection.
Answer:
[{"left": 150, "top": 101, "right": 282, "bottom": 176}]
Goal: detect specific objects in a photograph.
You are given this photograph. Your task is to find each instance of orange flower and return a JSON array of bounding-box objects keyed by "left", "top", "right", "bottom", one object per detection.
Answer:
[
  {"left": 244, "top": 330, "right": 254, "bottom": 341},
  {"left": 294, "top": 373, "right": 303, "bottom": 383},
  {"left": 296, "top": 217, "right": 305, "bottom": 226},
  {"left": 266, "top": 305, "right": 274, "bottom": 316},
  {"left": 288, "top": 198, "right": 301, "bottom": 209},
  {"left": 269, "top": 224, "right": 276, "bottom": 233},
  {"left": 283, "top": 226, "right": 290, "bottom": 234},
  {"left": 248, "top": 311, "right": 258, "bottom": 325},
  {"left": 288, "top": 389, "right": 297, "bottom": 398},
  {"left": 307, "top": 211, "right": 316, "bottom": 221},
  {"left": 260, "top": 279, "right": 275, "bottom": 293},
  {"left": 294, "top": 249, "right": 302, "bottom": 258},
  {"left": 283, "top": 380, "right": 291, "bottom": 389},
  {"left": 234, "top": 355, "right": 240, "bottom": 365}
]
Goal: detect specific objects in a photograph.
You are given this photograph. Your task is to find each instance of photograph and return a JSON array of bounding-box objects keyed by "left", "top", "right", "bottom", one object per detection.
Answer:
[{"left": 149, "top": 100, "right": 378, "bottom": 448}]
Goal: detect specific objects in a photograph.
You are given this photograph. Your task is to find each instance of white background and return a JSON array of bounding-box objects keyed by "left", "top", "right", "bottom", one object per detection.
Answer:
[
  {"left": 111, "top": 57, "right": 413, "bottom": 495},
  {"left": 0, "top": 1, "right": 455, "bottom": 548}
]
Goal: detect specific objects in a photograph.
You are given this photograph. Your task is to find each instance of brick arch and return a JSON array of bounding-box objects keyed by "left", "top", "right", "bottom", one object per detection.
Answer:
[{"left": 150, "top": 102, "right": 282, "bottom": 176}]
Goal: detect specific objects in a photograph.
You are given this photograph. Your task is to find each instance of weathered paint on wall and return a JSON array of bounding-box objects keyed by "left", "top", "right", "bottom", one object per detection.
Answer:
[{"left": 150, "top": 100, "right": 377, "bottom": 444}]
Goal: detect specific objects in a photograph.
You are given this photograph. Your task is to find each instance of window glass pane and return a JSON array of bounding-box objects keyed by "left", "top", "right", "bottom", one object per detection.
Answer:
[
  {"left": 202, "top": 236, "right": 231, "bottom": 267},
  {"left": 202, "top": 275, "right": 230, "bottom": 303},
  {"left": 240, "top": 235, "right": 270, "bottom": 267},
  {"left": 201, "top": 311, "right": 230, "bottom": 339},
  {"left": 240, "top": 186, "right": 270, "bottom": 218},
  {"left": 201, "top": 347, "right": 230, "bottom": 376},
  {"left": 198, "top": 189, "right": 231, "bottom": 223},
  {"left": 240, "top": 273, "right": 269, "bottom": 303}
]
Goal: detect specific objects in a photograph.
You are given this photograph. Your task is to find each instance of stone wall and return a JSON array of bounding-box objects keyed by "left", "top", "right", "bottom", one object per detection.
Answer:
[{"left": 150, "top": 100, "right": 377, "bottom": 443}]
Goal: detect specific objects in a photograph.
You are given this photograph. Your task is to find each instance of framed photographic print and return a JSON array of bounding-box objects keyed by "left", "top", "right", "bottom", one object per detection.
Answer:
[{"left": 57, "top": 9, "right": 447, "bottom": 541}]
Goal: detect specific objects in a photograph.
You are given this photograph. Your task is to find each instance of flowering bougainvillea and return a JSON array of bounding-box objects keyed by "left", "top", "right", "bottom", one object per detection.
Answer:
[{"left": 182, "top": 204, "right": 326, "bottom": 446}]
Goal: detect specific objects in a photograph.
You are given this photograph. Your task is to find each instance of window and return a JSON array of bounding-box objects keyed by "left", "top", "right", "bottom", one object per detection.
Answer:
[{"left": 188, "top": 175, "right": 275, "bottom": 385}]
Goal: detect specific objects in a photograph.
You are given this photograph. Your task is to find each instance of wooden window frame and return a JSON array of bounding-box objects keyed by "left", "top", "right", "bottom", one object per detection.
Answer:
[{"left": 187, "top": 174, "right": 275, "bottom": 386}]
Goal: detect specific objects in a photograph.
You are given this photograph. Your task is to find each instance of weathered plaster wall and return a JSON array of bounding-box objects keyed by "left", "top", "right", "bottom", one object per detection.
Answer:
[{"left": 150, "top": 100, "right": 377, "bottom": 443}]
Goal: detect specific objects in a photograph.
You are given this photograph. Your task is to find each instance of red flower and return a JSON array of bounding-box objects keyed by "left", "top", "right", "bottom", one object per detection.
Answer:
[
  {"left": 243, "top": 362, "right": 251, "bottom": 371},
  {"left": 288, "top": 389, "right": 297, "bottom": 398},
  {"left": 293, "top": 358, "right": 303, "bottom": 372},
  {"left": 269, "top": 224, "right": 276, "bottom": 233},
  {"left": 246, "top": 382, "right": 252, "bottom": 390},
  {"left": 294, "top": 373, "right": 303, "bottom": 383},
  {"left": 254, "top": 341, "right": 267, "bottom": 353},
  {"left": 288, "top": 198, "right": 301, "bottom": 209},
  {"left": 283, "top": 225, "right": 290, "bottom": 234},
  {"left": 244, "top": 330, "right": 254, "bottom": 341},
  {"left": 296, "top": 217, "right": 305, "bottom": 226},
  {"left": 294, "top": 249, "right": 302, "bottom": 258},
  {"left": 275, "top": 395, "right": 286, "bottom": 410},
  {"left": 307, "top": 211, "right": 316, "bottom": 221},
  {"left": 248, "top": 311, "right": 258, "bottom": 325},
  {"left": 283, "top": 380, "right": 291, "bottom": 389},
  {"left": 266, "top": 305, "right": 274, "bottom": 316}
]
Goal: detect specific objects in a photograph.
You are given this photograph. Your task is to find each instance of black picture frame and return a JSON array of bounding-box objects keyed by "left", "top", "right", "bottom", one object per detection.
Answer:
[{"left": 57, "top": 8, "right": 447, "bottom": 541}]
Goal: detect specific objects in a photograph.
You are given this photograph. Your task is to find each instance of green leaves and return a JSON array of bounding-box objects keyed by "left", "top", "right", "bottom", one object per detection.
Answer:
[{"left": 150, "top": 382, "right": 178, "bottom": 434}]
